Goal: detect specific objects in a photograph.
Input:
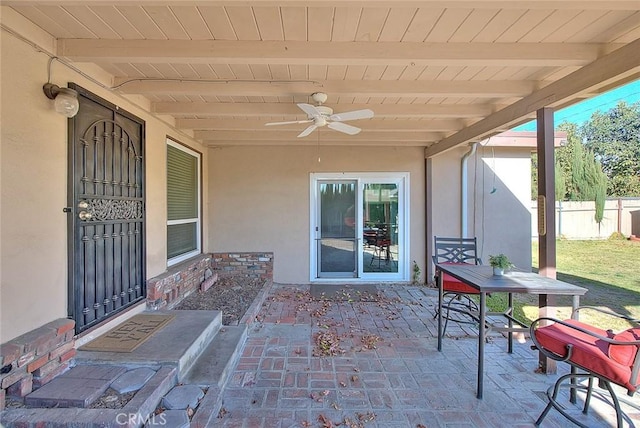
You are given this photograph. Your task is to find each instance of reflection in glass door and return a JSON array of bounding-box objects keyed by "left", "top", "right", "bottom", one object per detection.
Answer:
[
  {"left": 317, "top": 181, "right": 357, "bottom": 277},
  {"left": 362, "top": 184, "right": 399, "bottom": 273}
]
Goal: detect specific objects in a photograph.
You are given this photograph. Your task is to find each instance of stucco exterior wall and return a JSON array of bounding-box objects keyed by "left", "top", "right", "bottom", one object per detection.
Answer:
[
  {"left": 431, "top": 144, "right": 533, "bottom": 271},
  {"left": 0, "top": 11, "right": 207, "bottom": 341},
  {"left": 208, "top": 145, "right": 426, "bottom": 284},
  {"left": 473, "top": 146, "right": 533, "bottom": 270}
]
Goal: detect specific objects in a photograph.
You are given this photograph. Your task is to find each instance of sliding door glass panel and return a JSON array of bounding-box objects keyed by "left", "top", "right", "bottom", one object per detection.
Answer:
[
  {"left": 362, "top": 183, "right": 399, "bottom": 273},
  {"left": 317, "top": 181, "right": 357, "bottom": 277}
]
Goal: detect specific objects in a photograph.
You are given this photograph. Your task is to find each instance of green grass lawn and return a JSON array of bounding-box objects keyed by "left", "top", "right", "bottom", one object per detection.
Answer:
[{"left": 487, "top": 238, "right": 640, "bottom": 331}]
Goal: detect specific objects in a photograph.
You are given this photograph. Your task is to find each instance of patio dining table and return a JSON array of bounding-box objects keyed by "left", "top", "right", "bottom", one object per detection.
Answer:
[{"left": 435, "top": 263, "right": 588, "bottom": 399}]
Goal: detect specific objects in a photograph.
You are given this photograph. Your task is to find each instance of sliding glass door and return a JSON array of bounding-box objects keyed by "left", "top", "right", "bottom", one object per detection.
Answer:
[
  {"left": 316, "top": 180, "right": 357, "bottom": 278},
  {"left": 311, "top": 173, "right": 408, "bottom": 282}
]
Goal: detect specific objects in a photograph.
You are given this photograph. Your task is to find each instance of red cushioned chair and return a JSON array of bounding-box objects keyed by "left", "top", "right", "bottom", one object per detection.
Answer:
[
  {"left": 530, "top": 307, "right": 640, "bottom": 428},
  {"left": 432, "top": 236, "right": 483, "bottom": 334}
]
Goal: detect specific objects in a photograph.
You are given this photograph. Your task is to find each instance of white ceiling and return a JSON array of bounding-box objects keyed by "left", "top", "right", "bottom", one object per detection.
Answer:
[{"left": 5, "top": 1, "right": 640, "bottom": 155}]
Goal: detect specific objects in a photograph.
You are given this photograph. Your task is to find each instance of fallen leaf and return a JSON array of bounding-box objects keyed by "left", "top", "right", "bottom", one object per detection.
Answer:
[{"left": 318, "top": 413, "right": 334, "bottom": 428}]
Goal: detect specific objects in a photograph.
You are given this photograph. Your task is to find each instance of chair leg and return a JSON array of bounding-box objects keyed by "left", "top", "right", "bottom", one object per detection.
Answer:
[
  {"left": 602, "top": 380, "right": 623, "bottom": 428},
  {"left": 582, "top": 376, "right": 594, "bottom": 414},
  {"left": 433, "top": 293, "right": 486, "bottom": 337},
  {"left": 535, "top": 372, "right": 626, "bottom": 428}
]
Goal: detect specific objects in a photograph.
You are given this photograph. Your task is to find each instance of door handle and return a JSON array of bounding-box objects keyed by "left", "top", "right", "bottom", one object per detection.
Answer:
[{"left": 78, "top": 211, "right": 92, "bottom": 221}]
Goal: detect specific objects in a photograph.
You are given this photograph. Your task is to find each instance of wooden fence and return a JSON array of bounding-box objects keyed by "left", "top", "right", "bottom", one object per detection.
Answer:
[{"left": 530, "top": 198, "right": 640, "bottom": 239}]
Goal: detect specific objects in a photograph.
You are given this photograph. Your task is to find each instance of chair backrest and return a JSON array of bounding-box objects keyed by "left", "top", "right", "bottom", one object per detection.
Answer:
[{"left": 433, "top": 236, "right": 481, "bottom": 265}]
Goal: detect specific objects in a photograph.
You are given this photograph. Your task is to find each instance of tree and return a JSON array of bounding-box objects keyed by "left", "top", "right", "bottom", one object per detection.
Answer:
[
  {"left": 581, "top": 101, "right": 640, "bottom": 196},
  {"left": 554, "top": 160, "right": 566, "bottom": 199},
  {"left": 531, "top": 120, "right": 608, "bottom": 225}
]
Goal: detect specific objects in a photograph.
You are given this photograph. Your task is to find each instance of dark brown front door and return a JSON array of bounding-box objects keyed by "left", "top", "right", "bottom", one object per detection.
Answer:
[{"left": 68, "top": 84, "right": 146, "bottom": 332}]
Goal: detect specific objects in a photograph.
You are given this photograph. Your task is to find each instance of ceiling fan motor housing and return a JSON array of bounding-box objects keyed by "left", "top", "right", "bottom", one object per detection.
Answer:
[
  {"left": 314, "top": 105, "right": 333, "bottom": 117},
  {"left": 311, "top": 92, "right": 328, "bottom": 104}
]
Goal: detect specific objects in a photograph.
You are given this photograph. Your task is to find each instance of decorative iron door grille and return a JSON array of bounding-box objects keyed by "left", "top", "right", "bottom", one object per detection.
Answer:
[{"left": 68, "top": 84, "right": 145, "bottom": 332}]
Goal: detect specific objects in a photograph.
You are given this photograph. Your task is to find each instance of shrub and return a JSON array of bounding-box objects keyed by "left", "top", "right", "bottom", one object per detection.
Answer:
[{"left": 608, "top": 232, "right": 626, "bottom": 240}]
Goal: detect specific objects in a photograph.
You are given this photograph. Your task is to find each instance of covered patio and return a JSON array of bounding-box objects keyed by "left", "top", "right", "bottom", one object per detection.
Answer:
[{"left": 2, "top": 282, "right": 637, "bottom": 426}]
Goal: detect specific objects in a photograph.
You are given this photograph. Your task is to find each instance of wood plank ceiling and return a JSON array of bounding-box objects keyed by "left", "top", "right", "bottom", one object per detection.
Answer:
[{"left": 6, "top": 1, "right": 640, "bottom": 154}]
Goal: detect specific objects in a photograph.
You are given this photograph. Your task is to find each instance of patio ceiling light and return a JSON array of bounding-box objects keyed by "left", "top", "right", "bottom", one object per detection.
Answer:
[{"left": 42, "top": 83, "right": 79, "bottom": 118}]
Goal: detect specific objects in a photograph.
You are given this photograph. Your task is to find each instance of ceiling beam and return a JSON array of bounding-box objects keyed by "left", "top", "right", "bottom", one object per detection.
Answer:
[
  {"left": 117, "top": 79, "right": 534, "bottom": 97},
  {"left": 194, "top": 130, "right": 443, "bottom": 142},
  {"left": 424, "top": 39, "right": 640, "bottom": 158},
  {"left": 177, "top": 118, "right": 462, "bottom": 131},
  {"left": 5, "top": 1, "right": 639, "bottom": 11},
  {"left": 154, "top": 102, "right": 495, "bottom": 118},
  {"left": 202, "top": 139, "right": 432, "bottom": 147},
  {"left": 59, "top": 40, "right": 616, "bottom": 67}
]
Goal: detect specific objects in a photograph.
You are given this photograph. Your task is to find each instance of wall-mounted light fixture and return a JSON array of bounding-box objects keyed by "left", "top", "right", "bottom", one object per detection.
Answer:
[{"left": 42, "top": 83, "right": 79, "bottom": 118}]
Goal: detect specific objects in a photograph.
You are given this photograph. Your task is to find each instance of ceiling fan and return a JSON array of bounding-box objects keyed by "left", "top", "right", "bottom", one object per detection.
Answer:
[{"left": 265, "top": 92, "right": 374, "bottom": 138}]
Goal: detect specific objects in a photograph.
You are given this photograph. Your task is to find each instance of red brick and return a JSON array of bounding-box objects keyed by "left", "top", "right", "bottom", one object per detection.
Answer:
[
  {"left": 27, "top": 355, "right": 49, "bottom": 373},
  {"left": 1, "top": 366, "right": 27, "bottom": 389},
  {"left": 32, "top": 358, "right": 64, "bottom": 378},
  {"left": 59, "top": 348, "right": 76, "bottom": 363},
  {"left": 36, "top": 334, "right": 65, "bottom": 356},
  {"left": 16, "top": 351, "right": 35, "bottom": 368},
  {"left": 148, "top": 286, "right": 162, "bottom": 301},
  {"left": 7, "top": 373, "right": 33, "bottom": 397},
  {"left": 0, "top": 343, "right": 22, "bottom": 366},
  {"left": 32, "top": 361, "right": 70, "bottom": 389},
  {"left": 45, "top": 318, "right": 75, "bottom": 336},
  {"left": 200, "top": 276, "right": 216, "bottom": 292},
  {"left": 49, "top": 341, "right": 74, "bottom": 360},
  {"left": 11, "top": 328, "right": 56, "bottom": 354}
]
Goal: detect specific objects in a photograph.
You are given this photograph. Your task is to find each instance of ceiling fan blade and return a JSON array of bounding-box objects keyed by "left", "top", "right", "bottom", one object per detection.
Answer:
[
  {"left": 328, "top": 121, "right": 361, "bottom": 135},
  {"left": 265, "top": 119, "right": 313, "bottom": 126},
  {"left": 297, "top": 103, "right": 321, "bottom": 117},
  {"left": 297, "top": 125, "right": 317, "bottom": 138},
  {"left": 329, "top": 109, "right": 374, "bottom": 122}
]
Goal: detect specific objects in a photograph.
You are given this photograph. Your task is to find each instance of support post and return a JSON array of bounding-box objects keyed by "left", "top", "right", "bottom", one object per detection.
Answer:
[
  {"left": 537, "top": 107, "right": 558, "bottom": 374},
  {"left": 425, "top": 155, "right": 433, "bottom": 283}
]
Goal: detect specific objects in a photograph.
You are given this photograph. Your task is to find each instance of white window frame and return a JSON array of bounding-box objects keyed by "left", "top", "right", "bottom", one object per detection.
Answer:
[
  {"left": 310, "top": 172, "right": 409, "bottom": 282},
  {"left": 167, "top": 139, "right": 201, "bottom": 266}
]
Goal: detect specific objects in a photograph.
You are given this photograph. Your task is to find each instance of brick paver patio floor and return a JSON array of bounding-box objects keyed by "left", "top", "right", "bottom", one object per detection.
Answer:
[{"left": 215, "top": 283, "right": 639, "bottom": 427}]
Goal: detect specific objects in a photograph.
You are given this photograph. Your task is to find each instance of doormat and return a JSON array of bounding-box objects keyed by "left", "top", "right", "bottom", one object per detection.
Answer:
[{"left": 79, "top": 313, "right": 175, "bottom": 353}]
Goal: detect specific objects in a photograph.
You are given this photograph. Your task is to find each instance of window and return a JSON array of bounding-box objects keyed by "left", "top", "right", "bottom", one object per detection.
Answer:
[{"left": 167, "top": 139, "right": 201, "bottom": 265}]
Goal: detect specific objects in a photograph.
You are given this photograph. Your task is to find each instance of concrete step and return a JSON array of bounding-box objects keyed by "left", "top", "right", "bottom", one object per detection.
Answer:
[
  {"left": 182, "top": 325, "right": 247, "bottom": 387},
  {"left": 1, "top": 366, "right": 177, "bottom": 428},
  {"left": 2, "top": 310, "right": 236, "bottom": 427},
  {"left": 76, "top": 310, "right": 222, "bottom": 381}
]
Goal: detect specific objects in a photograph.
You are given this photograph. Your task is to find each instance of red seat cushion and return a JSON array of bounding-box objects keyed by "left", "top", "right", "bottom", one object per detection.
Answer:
[
  {"left": 535, "top": 320, "right": 638, "bottom": 393},
  {"left": 440, "top": 262, "right": 479, "bottom": 294},
  {"left": 608, "top": 328, "right": 640, "bottom": 367}
]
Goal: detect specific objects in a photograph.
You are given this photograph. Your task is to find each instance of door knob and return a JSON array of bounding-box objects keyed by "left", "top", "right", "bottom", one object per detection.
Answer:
[
  {"left": 77, "top": 200, "right": 89, "bottom": 210},
  {"left": 78, "top": 211, "right": 92, "bottom": 221}
]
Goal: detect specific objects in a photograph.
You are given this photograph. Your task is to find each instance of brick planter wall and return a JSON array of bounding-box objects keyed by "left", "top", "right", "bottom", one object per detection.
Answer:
[
  {"left": 0, "top": 318, "right": 75, "bottom": 409},
  {"left": 211, "top": 252, "right": 273, "bottom": 281},
  {"left": 145, "top": 252, "right": 273, "bottom": 312},
  {"left": 146, "top": 254, "right": 215, "bottom": 310}
]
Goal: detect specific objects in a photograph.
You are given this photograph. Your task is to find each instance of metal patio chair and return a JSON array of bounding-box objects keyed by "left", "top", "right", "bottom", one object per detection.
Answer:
[
  {"left": 530, "top": 307, "right": 640, "bottom": 428},
  {"left": 370, "top": 227, "right": 393, "bottom": 268},
  {"left": 432, "top": 236, "right": 483, "bottom": 334}
]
